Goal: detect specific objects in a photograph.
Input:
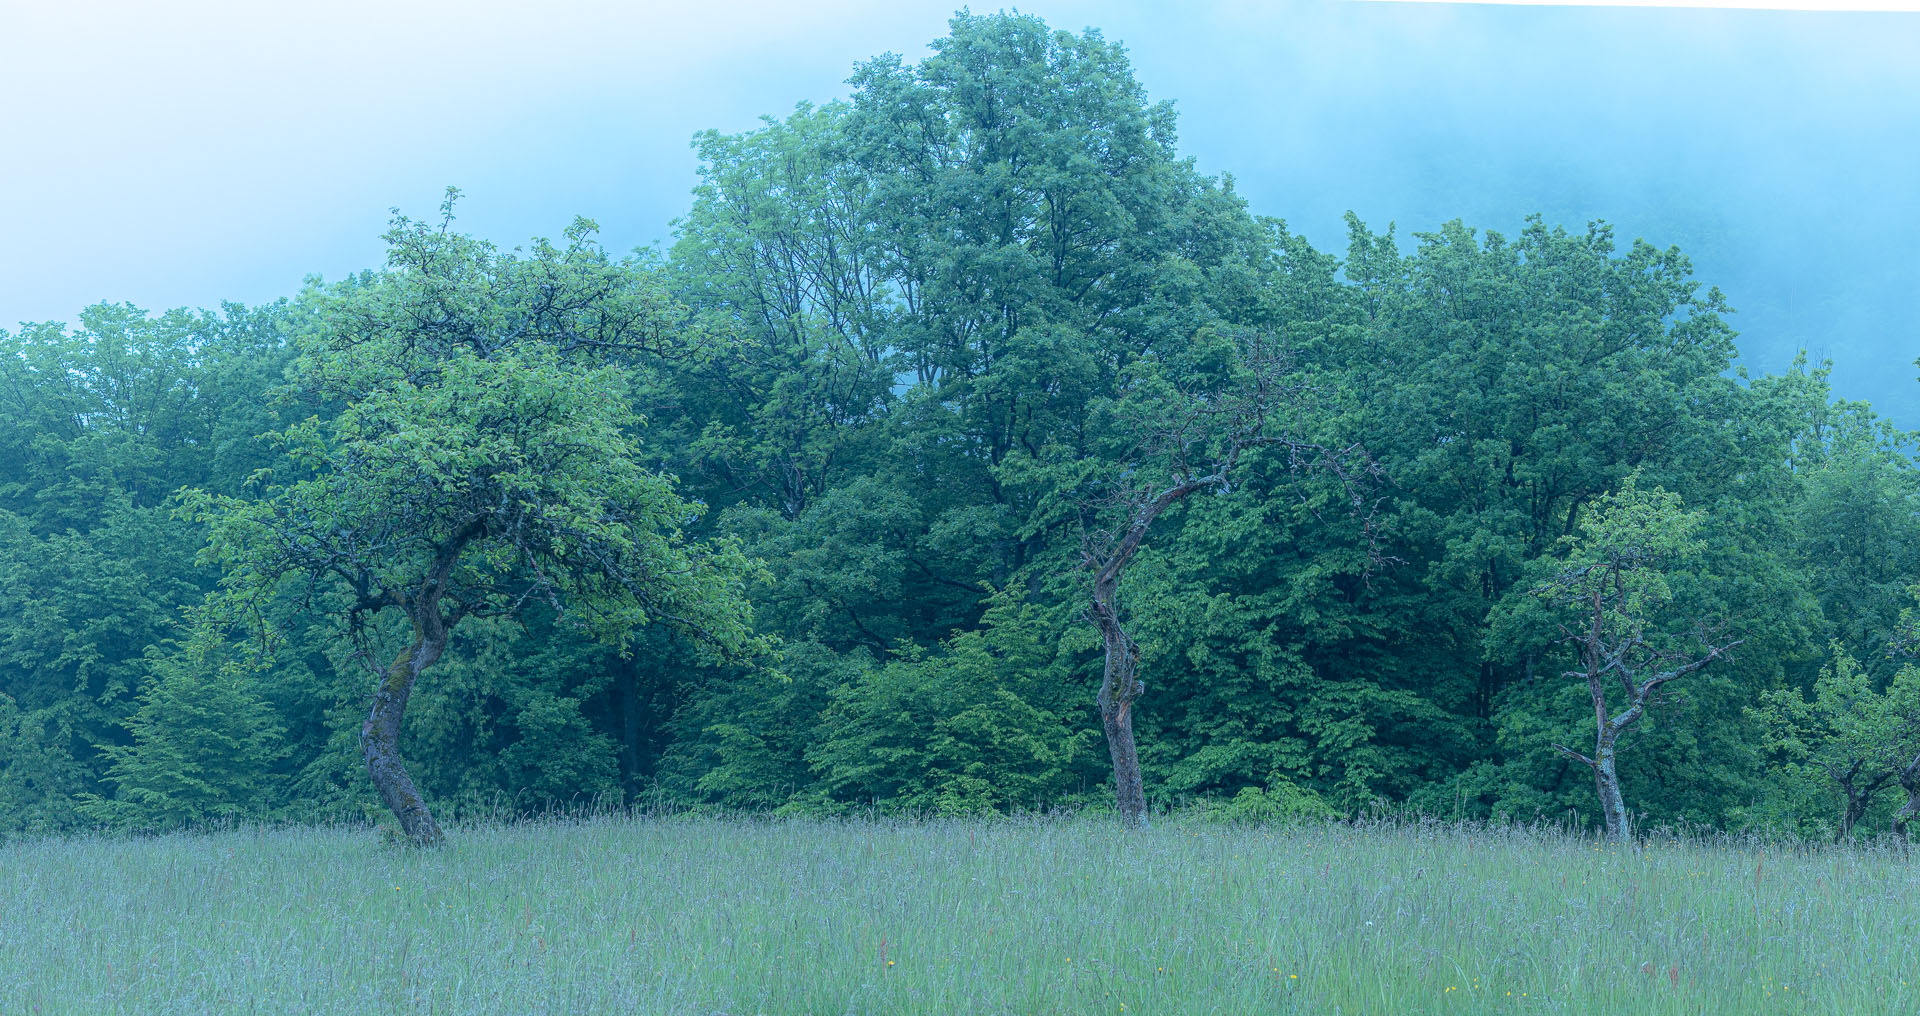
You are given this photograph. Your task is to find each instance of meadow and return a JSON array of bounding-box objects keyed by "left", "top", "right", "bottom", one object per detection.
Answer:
[{"left": 1, "top": 815, "right": 1914, "bottom": 1015}]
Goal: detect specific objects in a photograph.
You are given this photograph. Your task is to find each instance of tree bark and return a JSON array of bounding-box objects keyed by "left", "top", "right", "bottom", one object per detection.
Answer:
[
  {"left": 358, "top": 529, "right": 476, "bottom": 846},
  {"left": 363, "top": 633, "right": 447, "bottom": 846},
  {"left": 1593, "top": 742, "right": 1630, "bottom": 842},
  {"left": 1825, "top": 762, "right": 1896, "bottom": 842},
  {"left": 1092, "top": 594, "right": 1148, "bottom": 827},
  {"left": 1836, "top": 766, "right": 1867, "bottom": 843},
  {"left": 1083, "top": 485, "right": 1206, "bottom": 829},
  {"left": 1559, "top": 733, "right": 1631, "bottom": 841},
  {"left": 1553, "top": 585, "right": 1736, "bottom": 843},
  {"left": 1839, "top": 790, "right": 1866, "bottom": 843},
  {"left": 1576, "top": 657, "right": 1636, "bottom": 843}
]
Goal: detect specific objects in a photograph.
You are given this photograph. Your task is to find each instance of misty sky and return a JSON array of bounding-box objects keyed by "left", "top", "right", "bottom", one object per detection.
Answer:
[{"left": 3, "top": 1, "right": 1916, "bottom": 418}]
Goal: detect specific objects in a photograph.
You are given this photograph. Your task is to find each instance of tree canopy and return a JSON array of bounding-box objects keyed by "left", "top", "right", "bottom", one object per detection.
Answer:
[
  {"left": 176, "top": 197, "right": 762, "bottom": 842},
  {"left": 4, "top": 13, "right": 1917, "bottom": 843}
]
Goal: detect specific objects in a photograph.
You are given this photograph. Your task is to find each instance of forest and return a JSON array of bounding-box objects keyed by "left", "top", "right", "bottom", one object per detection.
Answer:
[{"left": 4, "top": 12, "right": 1917, "bottom": 847}]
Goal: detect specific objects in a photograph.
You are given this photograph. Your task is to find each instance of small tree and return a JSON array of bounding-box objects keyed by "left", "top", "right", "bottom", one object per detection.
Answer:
[
  {"left": 81, "top": 623, "right": 289, "bottom": 831},
  {"left": 184, "top": 196, "right": 762, "bottom": 845},
  {"left": 1068, "top": 332, "right": 1377, "bottom": 827},
  {"left": 1755, "top": 645, "right": 1918, "bottom": 840},
  {"left": 1535, "top": 481, "right": 1740, "bottom": 841}
]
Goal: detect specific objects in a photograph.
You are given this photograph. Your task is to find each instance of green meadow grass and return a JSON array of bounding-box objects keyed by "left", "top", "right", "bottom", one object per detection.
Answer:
[{"left": 2, "top": 815, "right": 1914, "bottom": 1015}]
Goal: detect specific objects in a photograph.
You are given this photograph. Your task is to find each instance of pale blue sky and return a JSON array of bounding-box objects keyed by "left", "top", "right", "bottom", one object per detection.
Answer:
[{"left": 3, "top": 1, "right": 1915, "bottom": 415}]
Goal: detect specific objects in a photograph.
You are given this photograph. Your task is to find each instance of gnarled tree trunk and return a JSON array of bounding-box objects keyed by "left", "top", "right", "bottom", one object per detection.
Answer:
[
  {"left": 1556, "top": 671, "right": 1641, "bottom": 843},
  {"left": 1091, "top": 589, "right": 1148, "bottom": 828},
  {"left": 363, "top": 632, "right": 448, "bottom": 847},
  {"left": 1071, "top": 338, "right": 1377, "bottom": 830},
  {"left": 1083, "top": 480, "right": 1208, "bottom": 830},
  {"left": 359, "top": 545, "right": 470, "bottom": 848},
  {"left": 1592, "top": 741, "right": 1630, "bottom": 843},
  {"left": 1551, "top": 584, "right": 1739, "bottom": 844},
  {"left": 1830, "top": 761, "right": 1891, "bottom": 843}
]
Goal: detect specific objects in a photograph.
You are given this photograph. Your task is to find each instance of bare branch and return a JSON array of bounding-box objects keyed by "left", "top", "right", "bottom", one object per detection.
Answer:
[{"left": 1552, "top": 742, "right": 1598, "bottom": 769}]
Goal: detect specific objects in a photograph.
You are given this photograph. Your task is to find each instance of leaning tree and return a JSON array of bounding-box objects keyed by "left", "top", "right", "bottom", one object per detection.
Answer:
[
  {"left": 183, "top": 195, "right": 761, "bottom": 845},
  {"left": 1060, "top": 330, "right": 1378, "bottom": 827}
]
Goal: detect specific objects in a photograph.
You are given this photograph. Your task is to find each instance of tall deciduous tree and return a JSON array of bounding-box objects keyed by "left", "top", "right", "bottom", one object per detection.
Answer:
[
  {"left": 1344, "top": 215, "right": 1746, "bottom": 723},
  {"left": 183, "top": 196, "right": 762, "bottom": 845}
]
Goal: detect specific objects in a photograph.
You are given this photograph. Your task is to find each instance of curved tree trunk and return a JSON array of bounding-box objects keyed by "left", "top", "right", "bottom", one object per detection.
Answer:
[
  {"left": 359, "top": 530, "right": 476, "bottom": 847},
  {"left": 1083, "top": 485, "right": 1206, "bottom": 830},
  {"left": 362, "top": 633, "right": 448, "bottom": 847},
  {"left": 1092, "top": 597, "right": 1148, "bottom": 827}
]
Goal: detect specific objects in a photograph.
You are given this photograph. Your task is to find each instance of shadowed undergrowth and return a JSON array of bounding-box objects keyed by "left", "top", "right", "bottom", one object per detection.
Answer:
[{"left": 1, "top": 815, "right": 1914, "bottom": 1015}]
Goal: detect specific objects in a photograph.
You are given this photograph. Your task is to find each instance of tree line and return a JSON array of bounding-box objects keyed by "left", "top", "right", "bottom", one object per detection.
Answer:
[{"left": 3, "top": 13, "right": 1917, "bottom": 844}]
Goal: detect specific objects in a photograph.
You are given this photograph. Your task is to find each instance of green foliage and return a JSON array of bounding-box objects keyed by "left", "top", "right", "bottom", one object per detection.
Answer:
[
  {"left": 1753, "top": 645, "right": 1920, "bottom": 837},
  {"left": 0, "top": 694, "right": 87, "bottom": 838},
  {"left": 81, "top": 624, "right": 288, "bottom": 831},
  {"left": 394, "top": 615, "right": 633, "bottom": 809},
  {"left": 167, "top": 197, "right": 767, "bottom": 840},
  {"left": 1539, "top": 479, "right": 1706, "bottom": 638},
  {"left": 1788, "top": 399, "right": 1920, "bottom": 672},
  {"left": 188, "top": 335, "right": 759, "bottom": 659},
  {"left": 1198, "top": 780, "right": 1342, "bottom": 824},
  {"left": 2, "top": 11, "right": 1916, "bottom": 837},
  {"left": 806, "top": 596, "right": 1100, "bottom": 815},
  {"left": 655, "top": 639, "right": 839, "bottom": 811},
  {"left": 196, "top": 200, "right": 761, "bottom": 641},
  {"left": 0, "top": 301, "right": 299, "bottom": 830}
]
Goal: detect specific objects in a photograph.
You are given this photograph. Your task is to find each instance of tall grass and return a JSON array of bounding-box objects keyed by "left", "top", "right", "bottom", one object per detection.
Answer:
[{"left": 2, "top": 815, "right": 1914, "bottom": 1014}]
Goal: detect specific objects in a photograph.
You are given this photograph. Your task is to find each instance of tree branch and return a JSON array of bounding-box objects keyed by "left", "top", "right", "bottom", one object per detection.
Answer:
[{"left": 1552, "top": 742, "right": 1598, "bottom": 769}]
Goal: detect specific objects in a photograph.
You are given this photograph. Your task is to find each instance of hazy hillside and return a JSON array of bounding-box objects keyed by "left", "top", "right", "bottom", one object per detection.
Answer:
[{"left": 5, "top": 3, "right": 1914, "bottom": 418}]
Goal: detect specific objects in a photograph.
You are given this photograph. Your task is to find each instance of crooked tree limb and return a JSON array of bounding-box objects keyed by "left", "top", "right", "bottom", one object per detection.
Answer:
[{"left": 1552, "top": 743, "right": 1598, "bottom": 769}]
